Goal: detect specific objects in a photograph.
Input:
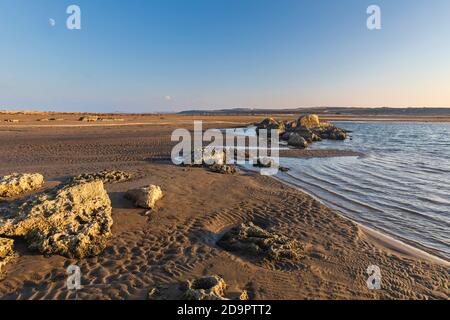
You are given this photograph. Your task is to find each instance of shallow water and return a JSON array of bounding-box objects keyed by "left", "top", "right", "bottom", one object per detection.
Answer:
[{"left": 278, "top": 122, "right": 450, "bottom": 260}]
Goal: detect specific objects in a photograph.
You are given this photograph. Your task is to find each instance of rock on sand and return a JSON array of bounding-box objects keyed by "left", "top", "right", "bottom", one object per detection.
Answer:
[
  {"left": 0, "top": 180, "right": 113, "bottom": 258},
  {"left": 182, "top": 275, "right": 228, "bottom": 300},
  {"left": 218, "top": 222, "right": 304, "bottom": 262},
  {"left": 126, "top": 185, "right": 163, "bottom": 209},
  {"left": 0, "top": 173, "right": 44, "bottom": 198}
]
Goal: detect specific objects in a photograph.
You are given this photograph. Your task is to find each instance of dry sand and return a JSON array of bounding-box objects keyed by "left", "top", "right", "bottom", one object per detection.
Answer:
[{"left": 0, "top": 114, "right": 448, "bottom": 300}]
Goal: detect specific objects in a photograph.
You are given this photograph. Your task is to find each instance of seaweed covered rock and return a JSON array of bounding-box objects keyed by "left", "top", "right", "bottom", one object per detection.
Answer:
[
  {"left": 208, "top": 164, "right": 239, "bottom": 175},
  {"left": 0, "top": 173, "right": 44, "bottom": 198},
  {"left": 0, "top": 237, "right": 14, "bottom": 274},
  {"left": 182, "top": 275, "right": 228, "bottom": 300},
  {"left": 69, "top": 170, "right": 133, "bottom": 184},
  {"left": 0, "top": 180, "right": 113, "bottom": 258},
  {"left": 126, "top": 185, "right": 163, "bottom": 209},
  {"left": 218, "top": 222, "right": 304, "bottom": 262}
]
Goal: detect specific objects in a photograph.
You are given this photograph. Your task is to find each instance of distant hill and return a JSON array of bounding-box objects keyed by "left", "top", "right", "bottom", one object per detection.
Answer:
[{"left": 178, "top": 107, "right": 450, "bottom": 116}]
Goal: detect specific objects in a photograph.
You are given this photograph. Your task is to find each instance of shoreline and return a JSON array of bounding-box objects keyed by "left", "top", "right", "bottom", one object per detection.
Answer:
[
  {"left": 270, "top": 174, "right": 449, "bottom": 266},
  {"left": 241, "top": 160, "right": 449, "bottom": 266}
]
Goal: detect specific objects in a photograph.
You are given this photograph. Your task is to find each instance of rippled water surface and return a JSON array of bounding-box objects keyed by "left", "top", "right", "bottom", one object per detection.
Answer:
[{"left": 278, "top": 122, "right": 450, "bottom": 260}]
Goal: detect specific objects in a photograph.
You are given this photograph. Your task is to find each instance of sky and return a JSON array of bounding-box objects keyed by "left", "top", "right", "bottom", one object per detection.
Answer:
[{"left": 0, "top": 0, "right": 450, "bottom": 113}]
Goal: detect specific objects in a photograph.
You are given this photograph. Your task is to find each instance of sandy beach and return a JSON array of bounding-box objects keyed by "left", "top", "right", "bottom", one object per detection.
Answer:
[{"left": 0, "top": 114, "right": 448, "bottom": 300}]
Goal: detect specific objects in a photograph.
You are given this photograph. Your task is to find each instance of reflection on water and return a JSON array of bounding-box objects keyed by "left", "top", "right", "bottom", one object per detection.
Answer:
[{"left": 277, "top": 122, "right": 450, "bottom": 260}]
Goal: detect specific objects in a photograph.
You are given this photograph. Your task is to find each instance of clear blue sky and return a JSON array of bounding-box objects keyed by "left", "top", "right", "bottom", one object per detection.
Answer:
[{"left": 1, "top": 0, "right": 449, "bottom": 112}]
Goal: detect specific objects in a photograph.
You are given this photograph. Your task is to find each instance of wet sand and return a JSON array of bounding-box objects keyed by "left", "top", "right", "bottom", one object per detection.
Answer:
[{"left": 0, "top": 114, "right": 448, "bottom": 300}]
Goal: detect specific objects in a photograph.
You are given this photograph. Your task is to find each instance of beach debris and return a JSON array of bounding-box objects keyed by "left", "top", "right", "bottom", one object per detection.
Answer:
[
  {"left": 147, "top": 287, "right": 160, "bottom": 299},
  {"left": 0, "top": 180, "right": 113, "bottom": 258},
  {"left": 208, "top": 164, "right": 238, "bottom": 174},
  {"left": 239, "top": 290, "right": 250, "bottom": 301},
  {"left": 182, "top": 275, "right": 228, "bottom": 300},
  {"left": 311, "top": 125, "right": 347, "bottom": 140},
  {"left": 0, "top": 237, "right": 15, "bottom": 275},
  {"left": 68, "top": 170, "right": 133, "bottom": 184},
  {"left": 126, "top": 185, "right": 163, "bottom": 209},
  {"left": 217, "top": 222, "right": 304, "bottom": 262},
  {"left": 0, "top": 173, "right": 44, "bottom": 198}
]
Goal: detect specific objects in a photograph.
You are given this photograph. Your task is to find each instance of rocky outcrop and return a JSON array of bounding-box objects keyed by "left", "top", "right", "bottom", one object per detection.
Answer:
[
  {"left": 218, "top": 222, "right": 304, "bottom": 262},
  {"left": 0, "top": 180, "right": 113, "bottom": 258},
  {"left": 255, "top": 118, "right": 286, "bottom": 134},
  {"left": 255, "top": 114, "right": 348, "bottom": 149},
  {"left": 182, "top": 275, "right": 228, "bottom": 300},
  {"left": 0, "top": 173, "right": 44, "bottom": 198},
  {"left": 0, "top": 238, "right": 14, "bottom": 275},
  {"left": 298, "top": 114, "right": 321, "bottom": 128},
  {"left": 68, "top": 170, "right": 133, "bottom": 184},
  {"left": 79, "top": 115, "right": 99, "bottom": 122},
  {"left": 126, "top": 185, "right": 163, "bottom": 209}
]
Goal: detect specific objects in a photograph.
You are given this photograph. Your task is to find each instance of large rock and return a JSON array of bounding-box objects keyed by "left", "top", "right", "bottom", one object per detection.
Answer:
[
  {"left": 0, "top": 238, "right": 14, "bottom": 274},
  {"left": 287, "top": 133, "right": 308, "bottom": 148},
  {"left": 182, "top": 275, "right": 228, "bottom": 300},
  {"left": 0, "top": 173, "right": 44, "bottom": 198},
  {"left": 293, "top": 126, "right": 322, "bottom": 143},
  {"left": 126, "top": 185, "right": 163, "bottom": 209},
  {"left": 298, "top": 114, "right": 321, "bottom": 128},
  {"left": 0, "top": 180, "right": 113, "bottom": 258}
]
